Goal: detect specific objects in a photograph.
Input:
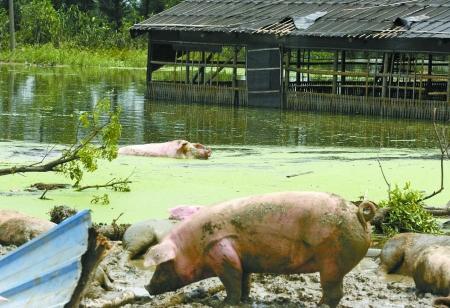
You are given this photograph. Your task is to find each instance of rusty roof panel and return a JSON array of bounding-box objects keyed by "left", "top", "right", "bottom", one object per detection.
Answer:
[{"left": 131, "top": 0, "right": 450, "bottom": 40}]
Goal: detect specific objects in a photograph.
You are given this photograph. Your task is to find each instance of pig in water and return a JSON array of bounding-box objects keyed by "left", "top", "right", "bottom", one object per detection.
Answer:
[
  {"left": 144, "top": 192, "right": 376, "bottom": 307},
  {"left": 118, "top": 140, "right": 211, "bottom": 159}
]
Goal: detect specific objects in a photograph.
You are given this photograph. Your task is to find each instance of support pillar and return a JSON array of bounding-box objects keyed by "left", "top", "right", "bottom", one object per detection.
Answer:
[
  {"left": 232, "top": 46, "right": 239, "bottom": 106},
  {"left": 332, "top": 50, "right": 338, "bottom": 94},
  {"left": 146, "top": 36, "right": 153, "bottom": 84},
  {"left": 341, "top": 50, "right": 346, "bottom": 94},
  {"left": 381, "top": 53, "right": 390, "bottom": 98}
]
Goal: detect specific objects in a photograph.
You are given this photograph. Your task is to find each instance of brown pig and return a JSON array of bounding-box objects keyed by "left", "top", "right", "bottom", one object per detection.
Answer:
[
  {"left": 118, "top": 140, "right": 211, "bottom": 159},
  {"left": 413, "top": 245, "right": 450, "bottom": 307},
  {"left": 143, "top": 191, "right": 376, "bottom": 307},
  {"left": 380, "top": 233, "right": 450, "bottom": 275}
]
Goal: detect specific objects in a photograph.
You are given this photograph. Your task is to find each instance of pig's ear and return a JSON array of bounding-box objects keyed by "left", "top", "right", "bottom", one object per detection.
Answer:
[
  {"left": 177, "top": 141, "right": 189, "bottom": 154},
  {"left": 143, "top": 241, "right": 176, "bottom": 267}
]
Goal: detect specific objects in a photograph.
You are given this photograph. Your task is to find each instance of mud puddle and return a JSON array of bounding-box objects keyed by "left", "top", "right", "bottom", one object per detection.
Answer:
[{"left": 77, "top": 243, "right": 435, "bottom": 308}]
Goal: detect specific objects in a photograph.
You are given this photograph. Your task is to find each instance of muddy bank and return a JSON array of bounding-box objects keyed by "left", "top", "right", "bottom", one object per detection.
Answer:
[{"left": 77, "top": 243, "right": 434, "bottom": 308}]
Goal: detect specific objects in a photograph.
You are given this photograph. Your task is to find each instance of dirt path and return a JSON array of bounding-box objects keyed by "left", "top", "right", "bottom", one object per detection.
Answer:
[{"left": 79, "top": 242, "right": 435, "bottom": 308}]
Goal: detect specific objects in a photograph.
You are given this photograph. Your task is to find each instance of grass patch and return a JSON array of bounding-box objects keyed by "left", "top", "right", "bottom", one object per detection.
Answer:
[{"left": 0, "top": 44, "right": 147, "bottom": 68}]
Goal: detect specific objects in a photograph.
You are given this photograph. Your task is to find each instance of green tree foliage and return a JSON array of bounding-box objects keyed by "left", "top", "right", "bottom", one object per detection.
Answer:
[
  {"left": 58, "top": 99, "right": 122, "bottom": 186},
  {"left": 19, "top": 0, "right": 60, "bottom": 44},
  {"left": 139, "top": 0, "right": 165, "bottom": 18},
  {"left": 98, "top": 0, "right": 128, "bottom": 30},
  {"left": 0, "top": 0, "right": 183, "bottom": 51},
  {"left": 378, "top": 182, "right": 441, "bottom": 236},
  {"left": 51, "top": 0, "right": 96, "bottom": 12}
]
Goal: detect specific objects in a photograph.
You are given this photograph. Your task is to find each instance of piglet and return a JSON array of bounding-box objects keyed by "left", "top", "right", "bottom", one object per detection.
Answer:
[{"left": 144, "top": 191, "right": 375, "bottom": 307}]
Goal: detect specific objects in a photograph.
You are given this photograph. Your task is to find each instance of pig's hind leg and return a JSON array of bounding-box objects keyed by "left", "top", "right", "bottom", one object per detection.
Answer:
[
  {"left": 206, "top": 238, "right": 243, "bottom": 305},
  {"left": 241, "top": 273, "right": 252, "bottom": 302}
]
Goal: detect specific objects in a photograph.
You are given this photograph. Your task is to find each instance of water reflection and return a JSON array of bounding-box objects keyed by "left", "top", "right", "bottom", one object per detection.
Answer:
[{"left": 0, "top": 65, "right": 438, "bottom": 148}]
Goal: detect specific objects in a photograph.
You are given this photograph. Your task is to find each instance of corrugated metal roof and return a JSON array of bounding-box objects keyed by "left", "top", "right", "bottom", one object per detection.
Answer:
[{"left": 131, "top": 0, "right": 450, "bottom": 39}]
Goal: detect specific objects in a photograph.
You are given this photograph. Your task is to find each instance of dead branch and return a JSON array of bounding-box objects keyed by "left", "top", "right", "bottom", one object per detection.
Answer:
[
  {"left": 39, "top": 189, "right": 50, "bottom": 200},
  {"left": 424, "top": 207, "right": 450, "bottom": 217},
  {"left": 377, "top": 152, "right": 391, "bottom": 201},
  {"left": 76, "top": 178, "right": 132, "bottom": 192},
  {"left": 418, "top": 109, "right": 448, "bottom": 202}
]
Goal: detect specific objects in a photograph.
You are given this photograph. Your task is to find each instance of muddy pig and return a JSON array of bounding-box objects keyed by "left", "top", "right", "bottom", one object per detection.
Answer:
[
  {"left": 123, "top": 206, "right": 203, "bottom": 259},
  {"left": 380, "top": 233, "right": 450, "bottom": 275},
  {"left": 0, "top": 210, "right": 55, "bottom": 246},
  {"left": 144, "top": 191, "right": 376, "bottom": 307},
  {"left": 118, "top": 140, "right": 211, "bottom": 159},
  {"left": 413, "top": 245, "right": 450, "bottom": 307}
]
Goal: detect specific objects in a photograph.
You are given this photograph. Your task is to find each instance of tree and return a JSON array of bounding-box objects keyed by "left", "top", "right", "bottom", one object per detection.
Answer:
[
  {"left": 19, "top": 0, "right": 60, "bottom": 44},
  {"left": 98, "top": 0, "right": 129, "bottom": 31},
  {"left": 8, "top": 0, "right": 15, "bottom": 50},
  {"left": 139, "top": 0, "right": 164, "bottom": 18},
  {"left": 51, "top": 0, "right": 96, "bottom": 12}
]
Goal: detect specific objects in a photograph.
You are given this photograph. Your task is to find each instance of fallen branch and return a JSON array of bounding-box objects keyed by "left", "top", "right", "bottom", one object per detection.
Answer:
[
  {"left": 0, "top": 117, "right": 111, "bottom": 177},
  {"left": 76, "top": 179, "right": 132, "bottom": 192},
  {"left": 424, "top": 207, "right": 450, "bottom": 217}
]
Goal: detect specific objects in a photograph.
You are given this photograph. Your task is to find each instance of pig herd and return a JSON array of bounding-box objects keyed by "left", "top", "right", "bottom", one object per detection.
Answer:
[
  {"left": 0, "top": 139, "right": 448, "bottom": 307},
  {"left": 120, "top": 192, "right": 449, "bottom": 307}
]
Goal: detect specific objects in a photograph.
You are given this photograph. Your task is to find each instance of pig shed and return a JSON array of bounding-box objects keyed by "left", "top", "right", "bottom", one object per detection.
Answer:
[{"left": 130, "top": 0, "right": 450, "bottom": 120}]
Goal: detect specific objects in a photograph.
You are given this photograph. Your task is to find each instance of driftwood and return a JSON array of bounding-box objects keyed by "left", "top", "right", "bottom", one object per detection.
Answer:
[{"left": 424, "top": 206, "right": 450, "bottom": 217}]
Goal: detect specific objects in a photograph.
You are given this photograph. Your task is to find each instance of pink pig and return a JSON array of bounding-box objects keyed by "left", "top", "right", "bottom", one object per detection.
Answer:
[
  {"left": 169, "top": 205, "right": 204, "bottom": 221},
  {"left": 118, "top": 140, "right": 211, "bottom": 159},
  {"left": 144, "top": 191, "right": 375, "bottom": 307}
]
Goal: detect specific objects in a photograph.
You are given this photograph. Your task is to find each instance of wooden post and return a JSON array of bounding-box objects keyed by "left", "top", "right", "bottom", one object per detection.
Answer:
[
  {"left": 146, "top": 37, "right": 153, "bottom": 84},
  {"left": 447, "top": 55, "right": 450, "bottom": 104},
  {"left": 419, "top": 55, "right": 424, "bottom": 102},
  {"left": 365, "top": 52, "right": 370, "bottom": 98},
  {"left": 427, "top": 54, "right": 433, "bottom": 95},
  {"left": 307, "top": 50, "right": 311, "bottom": 82},
  {"left": 186, "top": 50, "right": 190, "bottom": 84},
  {"left": 232, "top": 46, "right": 238, "bottom": 106},
  {"left": 296, "top": 49, "right": 301, "bottom": 87},
  {"left": 284, "top": 49, "right": 291, "bottom": 109},
  {"left": 200, "top": 51, "right": 205, "bottom": 84},
  {"left": 173, "top": 50, "right": 178, "bottom": 83},
  {"left": 332, "top": 50, "right": 338, "bottom": 94},
  {"left": 341, "top": 51, "right": 346, "bottom": 94},
  {"left": 381, "top": 53, "right": 390, "bottom": 98},
  {"left": 8, "top": 0, "right": 15, "bottom": 51}
]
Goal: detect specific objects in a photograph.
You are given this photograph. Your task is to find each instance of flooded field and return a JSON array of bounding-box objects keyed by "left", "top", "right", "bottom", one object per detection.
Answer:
[{"left": 0, "top": 64, "right": 448, "bottom": 224}]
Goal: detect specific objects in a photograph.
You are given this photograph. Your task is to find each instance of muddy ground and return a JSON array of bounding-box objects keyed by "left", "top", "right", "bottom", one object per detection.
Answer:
[{"left": 58, "top": 242, "right": 437, "bottom": 308}]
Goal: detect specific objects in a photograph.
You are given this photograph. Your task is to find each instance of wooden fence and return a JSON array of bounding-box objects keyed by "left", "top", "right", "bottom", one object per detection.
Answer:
[
  {"left": 287, "top": 91, "right": 449, "bottom": 120},
  {"left": 148, "top": 82, "right": 247, "bottom": 107}
]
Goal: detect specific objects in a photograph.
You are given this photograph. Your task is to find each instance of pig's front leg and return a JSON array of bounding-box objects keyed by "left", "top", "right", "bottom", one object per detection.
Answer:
[{"left": 206, "top": 238, "right": 243, "bottom": 305}]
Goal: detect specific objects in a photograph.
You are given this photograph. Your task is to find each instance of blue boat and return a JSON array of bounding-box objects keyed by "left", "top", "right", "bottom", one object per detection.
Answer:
[{"left": 0, "top": 210, "right": 98, "bottom": 307}]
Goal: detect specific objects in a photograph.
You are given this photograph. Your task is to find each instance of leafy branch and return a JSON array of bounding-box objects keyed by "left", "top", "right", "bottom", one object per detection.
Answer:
[{"left": 0, "top": 99, "right": 122, "bottom": 188}]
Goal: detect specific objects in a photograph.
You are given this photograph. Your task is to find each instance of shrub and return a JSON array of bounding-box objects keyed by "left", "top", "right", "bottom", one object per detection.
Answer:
[{"left": 378, "top": 182, "right": 441, "bottom": 236}]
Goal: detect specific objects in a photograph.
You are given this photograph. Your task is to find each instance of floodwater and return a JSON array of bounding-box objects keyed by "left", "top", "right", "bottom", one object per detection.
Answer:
[
  {"left": 0, "top": 64, "right": 448, "bottom": 223},
  {"left": 0, "top": 65, "right": 440, "bottom": 148}
]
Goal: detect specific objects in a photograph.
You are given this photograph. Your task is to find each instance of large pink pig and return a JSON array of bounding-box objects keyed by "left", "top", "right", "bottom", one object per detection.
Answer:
[
  {"left": 144, "top": 192, "right": 376, "bottom": 307},
  {"left": 118, "top": 140, "right": 211, "bottom": 159}
]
